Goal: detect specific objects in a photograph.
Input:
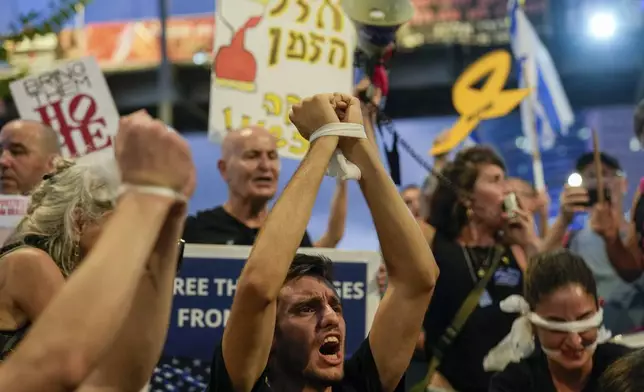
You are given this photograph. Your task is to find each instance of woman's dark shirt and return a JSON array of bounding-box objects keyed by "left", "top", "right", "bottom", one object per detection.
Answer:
[
  {"left": 489, "top": 343, "right": 632, "bottom": 391},
  {"left": 0, "top": 235, "right": 50, "bottom": 361},
  {"left": 423, "top": 230, "right": 523, "bottom": 392}
]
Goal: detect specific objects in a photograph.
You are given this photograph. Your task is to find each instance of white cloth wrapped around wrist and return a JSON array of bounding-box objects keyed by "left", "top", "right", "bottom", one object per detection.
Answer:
[
  {"left": 117, "top": 184, "right": 186, "bottom": 202},
  {"left": 308, "top": 123, "right": 367, "bottom": 180}
]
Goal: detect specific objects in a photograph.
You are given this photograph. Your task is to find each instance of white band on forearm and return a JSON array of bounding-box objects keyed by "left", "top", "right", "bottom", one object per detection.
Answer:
[{"left": 117, "top": 184, "right": 186, "bottom": 202}]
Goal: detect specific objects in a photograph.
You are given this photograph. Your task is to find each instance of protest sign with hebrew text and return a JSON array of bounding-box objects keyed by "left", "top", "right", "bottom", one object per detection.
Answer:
[
  {"left": 208, "top": 0, "right": 355, "bottom": 160},
  {"left": 10, "top": 57, "right": 119, "bottom": 163}
]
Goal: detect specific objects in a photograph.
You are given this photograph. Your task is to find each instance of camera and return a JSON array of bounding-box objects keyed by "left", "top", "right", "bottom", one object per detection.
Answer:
[{"left": 567, "top": 173, "right": 611, "bottom": 207}]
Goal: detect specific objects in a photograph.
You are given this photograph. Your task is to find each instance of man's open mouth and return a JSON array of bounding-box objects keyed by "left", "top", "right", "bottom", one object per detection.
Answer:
[
  {"left": 319, "top": 336, "right": 341, "bottom": 361},
  {"left": 253, "top": 176, "right": 273, "bottom": 184}
]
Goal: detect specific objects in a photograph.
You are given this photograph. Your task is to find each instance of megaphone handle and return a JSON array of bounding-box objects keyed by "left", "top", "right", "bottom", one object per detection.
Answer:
[
  {"left": 364, "top": 85, "right": 377, "bottom": 101},
  {"left": 356, "top": 85, "right": 374, "bottom": 106}
]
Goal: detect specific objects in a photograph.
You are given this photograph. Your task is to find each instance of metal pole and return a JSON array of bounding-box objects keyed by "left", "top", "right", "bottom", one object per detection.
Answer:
[{"left": 158, "top": 0, "right": 173, "bottom": 125}]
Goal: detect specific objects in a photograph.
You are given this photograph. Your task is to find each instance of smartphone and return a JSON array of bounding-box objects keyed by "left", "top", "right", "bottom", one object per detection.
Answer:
[
  {"left": 503, "top": 193, "right": 519, "bottom": 219},
  {"left": 177, "top": 239, "right": 186, "bottom": 272},
  {"left": 587, "top": 187, "right": 611, "bottom": 206},
  {"left": 567, "top": 173, "right": 611, "bottom": 207}
]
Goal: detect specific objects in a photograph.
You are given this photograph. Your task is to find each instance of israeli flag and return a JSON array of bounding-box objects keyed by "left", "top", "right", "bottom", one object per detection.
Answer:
[{"left": 508, "top": 0, "right": 574, "bottom": 151}]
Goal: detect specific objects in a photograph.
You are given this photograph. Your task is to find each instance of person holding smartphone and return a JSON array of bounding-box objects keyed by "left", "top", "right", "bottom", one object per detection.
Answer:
[{"left": 541, "top": 151, "right": 644, "bottom": 334}]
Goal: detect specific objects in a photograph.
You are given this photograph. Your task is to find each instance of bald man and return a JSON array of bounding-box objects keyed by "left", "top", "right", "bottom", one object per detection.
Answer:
[
  {"left": 183, "top": 126, "right": 347, "bottom": 247},
  {"left": 0, "top": 120, "right": 61, "bottom": 195}
]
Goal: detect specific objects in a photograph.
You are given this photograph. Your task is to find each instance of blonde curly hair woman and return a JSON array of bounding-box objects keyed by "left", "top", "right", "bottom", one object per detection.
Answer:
[{"left": 0, "top": 157, "right": 119, "bottom": 361}]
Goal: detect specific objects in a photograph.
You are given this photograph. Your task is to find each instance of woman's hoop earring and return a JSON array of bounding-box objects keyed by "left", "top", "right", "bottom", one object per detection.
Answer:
[{"left": 73, "top": 241, "right": 80, "bottom": 262}]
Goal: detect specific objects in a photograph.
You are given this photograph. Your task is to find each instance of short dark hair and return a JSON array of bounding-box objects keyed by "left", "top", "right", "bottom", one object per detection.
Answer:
[
  {"left": 575, "top": 152, "right": 621, "bottom": 173},
  {"left": 285, "top": 253, "right": 334, "bottom": 286},
  {"left": 599, "top": 348, "right": 644, "bottom": 392},
  {"left": 428, "top": 145, "right": 506, "bottom": 240},
  {"left": 524, "top": 249, "right": 598, "bottom": 310}
]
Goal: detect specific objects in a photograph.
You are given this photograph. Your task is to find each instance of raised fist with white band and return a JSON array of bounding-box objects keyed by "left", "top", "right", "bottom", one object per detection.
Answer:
[
  {"left": 116, "top": 110, "right": 196, "bottom": 202},
  {"left": 0, "top": 111, "right": 196, "bottom": 392},
  {"left": 289, "top": 93, "right": 367, "bottom": 180},
  {"left": 216, "top": 92, "right": 437, "bottom": 392}
]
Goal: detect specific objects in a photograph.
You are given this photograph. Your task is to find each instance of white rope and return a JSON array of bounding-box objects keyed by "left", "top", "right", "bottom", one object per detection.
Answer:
[
  {"left": 308, "top": 123, "right": 367, "bottom": 180},
  {"left": 117, "top": 184, "right": 186, "bottom": 202}
]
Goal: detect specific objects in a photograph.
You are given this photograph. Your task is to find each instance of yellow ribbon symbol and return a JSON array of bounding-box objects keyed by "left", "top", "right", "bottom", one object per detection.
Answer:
[{"left": 430, "top": 50, "right": 531, "bottom": 156}]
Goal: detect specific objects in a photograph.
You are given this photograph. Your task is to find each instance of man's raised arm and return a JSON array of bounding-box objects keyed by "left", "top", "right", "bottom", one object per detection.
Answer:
[
  {"left": 338, "top": 94, "right": 439, "bottom": 392},
  {"left": 222, "top": 95, "right": 341, "bottom": 392},
  {"left": 76, "top": 208, "right": 188, "bottom": 392}
]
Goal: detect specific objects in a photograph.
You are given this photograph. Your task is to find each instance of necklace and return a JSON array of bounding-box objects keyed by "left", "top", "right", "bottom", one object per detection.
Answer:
[{"left": 461, "top": 246, "right": 495, "bottom": 283}]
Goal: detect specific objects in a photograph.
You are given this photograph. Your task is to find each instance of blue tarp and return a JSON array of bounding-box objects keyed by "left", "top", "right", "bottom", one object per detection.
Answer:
[{"left": 0, "top": 0, "right": 215, "bottom": 36}]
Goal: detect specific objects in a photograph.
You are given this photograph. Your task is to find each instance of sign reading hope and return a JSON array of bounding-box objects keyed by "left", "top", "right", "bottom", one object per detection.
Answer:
[
  {"left": 431, "top": 50, "right": 531, "bottom": 156},
  {"left": 163, "top": 245, "right": 380, "bottom": 361},
  {"left": 10, "top": 57, "right": 120, "bottom": 162}
]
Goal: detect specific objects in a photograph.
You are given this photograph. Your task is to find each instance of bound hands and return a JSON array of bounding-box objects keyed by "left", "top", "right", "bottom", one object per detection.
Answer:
[
  {"left": 116, "top": 110, "right": 196, "bottom": 216},
  {"left": 289, "top": 93, "right": 365, "bottom": 141}
]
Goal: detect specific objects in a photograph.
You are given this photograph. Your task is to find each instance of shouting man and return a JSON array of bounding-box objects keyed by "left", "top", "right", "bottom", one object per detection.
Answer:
[{"left": 206, "top": 93, "right": 438, "bottom": 392}]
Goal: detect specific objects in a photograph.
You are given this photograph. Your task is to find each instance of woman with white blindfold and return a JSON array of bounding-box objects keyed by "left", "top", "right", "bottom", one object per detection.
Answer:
[{"left": 487, "top": 249, "right": 632, "bottom": 391}]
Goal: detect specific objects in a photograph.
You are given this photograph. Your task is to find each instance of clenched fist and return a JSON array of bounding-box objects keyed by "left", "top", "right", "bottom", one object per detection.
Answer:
[
  {"left": 116, "top": 111, "right": 196, "bottom": 199},
  {"left": 289, "top": 94, "right": 340, "bottom": 141},
  {"left": 332, "top": 93, "right": 364, "bottom": 126}
]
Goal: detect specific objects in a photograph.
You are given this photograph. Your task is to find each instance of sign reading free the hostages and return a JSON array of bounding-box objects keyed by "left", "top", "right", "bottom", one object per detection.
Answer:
[
  {"left": 163, "top": 245, "right": 381, "bottom": 361},
  {"left": 10, "top": 57, "right": 119, "bottom": 163}
]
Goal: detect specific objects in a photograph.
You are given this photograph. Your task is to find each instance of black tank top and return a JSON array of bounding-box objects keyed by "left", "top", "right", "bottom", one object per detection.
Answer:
[
  {"left": 423, "top": 231, "right": 524, "bottom": 392},
  {"left": 0, "top": 235, "right": 49, "bottom": 362}
]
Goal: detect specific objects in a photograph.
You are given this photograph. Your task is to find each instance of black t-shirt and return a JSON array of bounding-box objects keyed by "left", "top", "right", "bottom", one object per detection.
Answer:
[
  {"left": 206, "top": 338, "right": 404, "bottom": 392},
  {"left": 489, "top": 343, "right": 632, "bottom": 392},
  {"left": 423, "top": 231, "right": 523, "bottom": 392},
  {"left": 183, "top": 206, "right": 313, "bottom": 247}
]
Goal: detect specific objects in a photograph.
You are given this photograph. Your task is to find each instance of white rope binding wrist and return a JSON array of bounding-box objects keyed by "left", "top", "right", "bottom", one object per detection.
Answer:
[
  {"left": 117, "top": 184, "right": 186, "bottom": 202},
  {"left": 308, "top": 123, "right": 367, "bottom": 181}
]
